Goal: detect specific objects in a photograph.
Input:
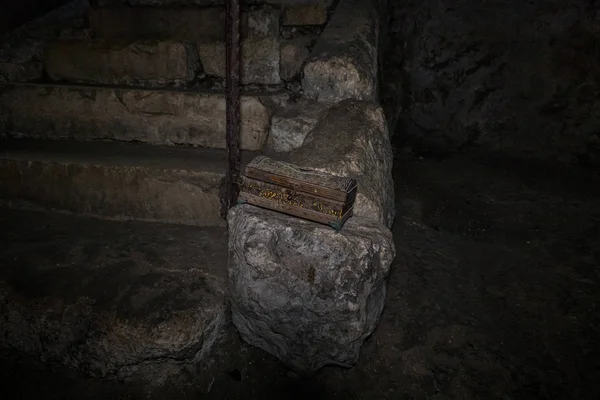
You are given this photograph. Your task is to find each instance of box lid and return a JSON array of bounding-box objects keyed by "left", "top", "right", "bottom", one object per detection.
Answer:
[{"left": 243, "top": 156, "right": 357, "bottom": 202}]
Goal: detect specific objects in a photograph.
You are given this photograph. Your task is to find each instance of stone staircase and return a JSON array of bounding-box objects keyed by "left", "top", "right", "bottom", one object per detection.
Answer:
[
  {"left": 0, "top": 0, "right": 323, "bottom": 224},
  {"left": 0, "top": 0, "right": 329, "bottom": 386},
  {"left": 0, "top": 0, "right": 395, "bottom": 388}
]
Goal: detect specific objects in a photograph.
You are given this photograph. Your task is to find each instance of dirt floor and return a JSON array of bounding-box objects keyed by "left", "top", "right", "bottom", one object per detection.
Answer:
[{"left": 2, "top": 149, "right": 600, "bottom": 399}]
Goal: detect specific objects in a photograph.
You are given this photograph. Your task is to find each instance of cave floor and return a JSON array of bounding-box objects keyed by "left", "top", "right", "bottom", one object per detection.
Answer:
[{"left": 1, "top": 150, "right": 600, "bottom": 399}]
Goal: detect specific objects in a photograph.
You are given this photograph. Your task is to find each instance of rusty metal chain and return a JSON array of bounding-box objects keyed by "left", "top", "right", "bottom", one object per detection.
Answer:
[{"left": 225, "top": 0, "right": 241, "bottom": 211}]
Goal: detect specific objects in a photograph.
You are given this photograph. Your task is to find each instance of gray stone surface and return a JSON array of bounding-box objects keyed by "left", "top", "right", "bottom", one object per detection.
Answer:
[
  {"left": 289, "top": 100, "right": 395, "bottom": 228},
  {"left": 387, "top": 0, "right": 600, "bottom": 164},
  {"left": 89, "top": 6, "right": 279, "bottom": 42},
  {"left": 197, "top": 38, "right": 281, "bottom": 85},
  {"left": 280, "top": 36, "right": 312, "bottom": 80},
  {"left": 228, "top": 204, "right": 395, "bottom": 374},
  {"left": 267, "top": 98, "right": 328, "bottom": 152},
  {"left": 0, "top": 0, "right": 89, "bottom": 83},
  {"left": 245, "top": 6, "right": 280, "bottom": 39},
  {"left": 45, "top": 39, "right": 200, "bottom": 86},
  {"left": 302, "top": 0, "right": 379, "bottom": 103},
  {"left": 0, "top": 139, "right": 246, "bottom": 226},
  {"left": 0, "top": 206, "right": 228, "bottom": 383},
  {"left": 0, "top": 83, "right": 282, "bottom": 150},
  {"left": 0, "top": 39, "right": 44, "bottom": 83},
  {"left": 283, "top": 4, "right": 327, "bottom": 26}
]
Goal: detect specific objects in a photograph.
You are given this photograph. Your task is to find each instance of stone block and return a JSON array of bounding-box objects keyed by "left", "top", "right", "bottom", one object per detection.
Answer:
[
  {"left": 280, "top": 36, "right": 312, "bottom": 80},
  {"left": 228, "top": 204, "right": 395, "bottom": 373},
  {"left": 244, "top": 6, "right": 280, "bottom": 39},
  {"left": 89, "top": 6, "right": 279, "bottom": 42},
  {"left": 0, "top": 0, "right": 88, "bottom": 82},
  {"left": 44, "top": 39, "right": 200, "bottom": 86},
  {"left": 0, "top": 39, "right": 44, "bottom": 83},
  {"left": 0, "top": 140, "right": 233, "bottom": 226},
  {"left": 0, "top": 83, "right": 282, "bottom": 150},
  {"left": 197, "top": 38, "right": 281, "bottom": 85},
  {"left": 289, "top": 100, "right": 395, "bottom": 228},
  {"left": 267, "top": 98, "right": 328, "bottom": 152},
  {"left": 302, "top": 0, "right": 379, "bottom": 102},
  {"left": 283, "top": 4, "right": 327, "bottom": 26}
]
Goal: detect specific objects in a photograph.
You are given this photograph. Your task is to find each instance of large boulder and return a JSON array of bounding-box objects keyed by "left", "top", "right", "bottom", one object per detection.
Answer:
[
  {"left": 289, "top": 99, "right": 395, "bottom": 228},
  {"left": 302, "top": 0, "right": 380, "bottom": 103},
  {"left": 228, "top": 204, "right": 395, "bottom": 373}
]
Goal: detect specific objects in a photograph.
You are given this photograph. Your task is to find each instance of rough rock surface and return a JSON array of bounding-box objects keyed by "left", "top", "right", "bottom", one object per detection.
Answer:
[
  {"left": 197, "top": 38, "right": 281, "bottom": 85},
  {"left": 289, "top": 100, "right": 395, "bottom": 228},
  {"left": 387, "top": 0, "right": 600, "bottom": 165},
  {"left": 302, "top": 0, "right": 379, "bottom": 103},
  {"left": 244, "top": 6, "right": 280, "bottom": 39},
  {"left": 267, "top": 98, "right": 328, "bottom": 152},
  {"left": 0, "top": 84, "right": 280, "bottom": 150},
  {"left": 44, "top": 40, "right": 200, "bottom": 86},
  {"left": 0, "top": 0, "right": 89, "bottom": 82},
  {"left": 279, "top": 36, "right": 312, "bottom": 80},
  {"left": 0, "top": 39, "right": 44, "bottom": 83},
  {"left": 0, "top": 207, "right": 228, "bottom": 383},
  {"left": 228, "top": 204, "right": 395, "bottom": 374},
  {"left": 190, "top": 6, "right": 281, "bottom": 85}
]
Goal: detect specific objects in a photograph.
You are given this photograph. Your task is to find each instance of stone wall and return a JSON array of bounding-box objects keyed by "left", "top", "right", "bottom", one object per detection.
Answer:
[
  {"left": 0, "top": 0, "right": 71, "bottom": 34},
  {"left": 383, "top": 0, "right": 600, "bottom": 166}
]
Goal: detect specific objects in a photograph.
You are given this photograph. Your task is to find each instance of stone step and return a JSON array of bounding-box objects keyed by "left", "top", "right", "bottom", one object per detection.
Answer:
[
  {"left": 0, "top": 82, "right": 288, "bottom": 150},
  {"left": 0, "top": 139, "right": 258, "bottom": 226},
  {"left": 0, "top": 206, "right": 228, "bottom": 383},
  {"left": 44, "top": 39, "right": 201, "bottom": 86}
]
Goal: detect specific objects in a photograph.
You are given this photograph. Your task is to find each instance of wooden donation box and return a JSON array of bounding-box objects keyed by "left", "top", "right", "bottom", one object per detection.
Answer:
[{"left": 239, "top": 156, "right": 358, "bottom": 231}]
